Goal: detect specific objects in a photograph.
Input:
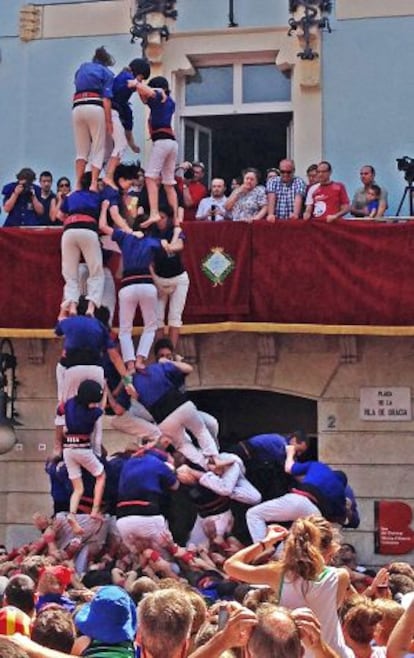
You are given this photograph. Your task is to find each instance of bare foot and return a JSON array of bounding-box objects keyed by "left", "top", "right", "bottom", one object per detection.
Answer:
[
  {"left": 57, "top": 308, "right": 69, "bottom": 321},
  {"left": 135, "top": 356, "right": 146, "bottom": 371},
  {"left": 67, "top": 514, "right": 84, "bottom": 536},
  {"left": 140, "top": 214, "right": 161, "bottom": 229},
  {"left": 86, "top": 301, "right": 95, "bottom": 317},
  {"left": 90, "top": 508, "right": 104, "bottom": 522},
  {"left": 68, "top": 301, "right": 77, "bottom": 316}
]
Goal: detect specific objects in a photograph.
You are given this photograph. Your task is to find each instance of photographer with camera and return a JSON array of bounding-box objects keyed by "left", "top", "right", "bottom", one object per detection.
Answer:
[
  {"left": 2, "top": 167, "right": 45, "bottom": 227},
  {"left": 176, "top": 161, "right": 208, "bottom": 221}
]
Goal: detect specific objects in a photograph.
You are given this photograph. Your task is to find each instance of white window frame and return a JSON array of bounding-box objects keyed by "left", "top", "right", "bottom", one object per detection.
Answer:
[{"left": 176, "top": 53, "right": 293, "bottom": 162}]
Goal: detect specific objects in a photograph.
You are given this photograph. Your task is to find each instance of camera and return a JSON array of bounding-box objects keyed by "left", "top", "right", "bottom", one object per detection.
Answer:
[
  {"left": 210, "top": 204, "right": 216, "bottom": 221},
  {"left": 20, "top": 180, "right": 33, "bottom": 195},
  {"left": 396, "top": 156, "right": 414, "bottom": 184},
  {"left": 183, "top": 167, "right": 194, "bottom": 181}
]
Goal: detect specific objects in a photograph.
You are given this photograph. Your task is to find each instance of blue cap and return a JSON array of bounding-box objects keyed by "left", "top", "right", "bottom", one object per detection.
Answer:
[{"left": 75, "top": 585, "right": 137, "bottom": 644}]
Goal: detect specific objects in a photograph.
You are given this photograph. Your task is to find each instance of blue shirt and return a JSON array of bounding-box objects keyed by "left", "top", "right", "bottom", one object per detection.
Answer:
[
  {"left": 2, "top": 182, "right": 43, "bottom": 227},
  {"left": 118, "top": 362, "right": 185, "bottom": 411},
  {"left": 266, "top": 175, "right": 307, "bottom": 219},
  {"left": 45, "top": 459, "right": 72, "bottom": 508},
  {"left": 118, "top": 451, "right": 177, "bottom": 499},
  {"left": 55, "top": 316, "right": 115, "bottom": 353},
  {"left": 291, "top": 461, "right": 346, "bottom": 520},
  {"left": 74, "top": 61, "right": 113, "bottom": 98},
  {"left": 344, "top": 483, "right": 360, "bottom": 528},
  {"left": 112, "top": 70, "right": 136, "bottom": 131},
  {"left": 148, "top": 91, "right": 175, "bottom": 138},
  {"left": 64, "top": 396, "right": 102, "bottom": 435},
  {"left": 61, "top": 189, "right": 102, "bottom": 220},
  {"left": 247, "top": 433, "right": 288, "bottom": 464},
  {"left": 112, "top": 228, "right": 161, "bottom": 276}
]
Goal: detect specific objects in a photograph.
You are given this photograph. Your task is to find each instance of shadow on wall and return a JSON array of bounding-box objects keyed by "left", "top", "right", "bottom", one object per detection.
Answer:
[{"left": 189, "top": 388, "right": 318, "bottom": 459}]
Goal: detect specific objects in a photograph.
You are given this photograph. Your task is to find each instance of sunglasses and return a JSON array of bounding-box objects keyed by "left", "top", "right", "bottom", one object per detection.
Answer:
[{"left": 58, "top": 183, "right": 70, "bottom": 188}]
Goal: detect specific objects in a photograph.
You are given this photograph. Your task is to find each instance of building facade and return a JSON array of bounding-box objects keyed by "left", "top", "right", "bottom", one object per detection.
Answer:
[{"left": 0, "top": 1, "right": 414, "bottom": 563}]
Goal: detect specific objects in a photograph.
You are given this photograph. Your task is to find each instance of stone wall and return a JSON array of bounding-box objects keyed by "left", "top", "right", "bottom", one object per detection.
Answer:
[{"left": 1, "top": 332, "right": 413, "bottom": 565}]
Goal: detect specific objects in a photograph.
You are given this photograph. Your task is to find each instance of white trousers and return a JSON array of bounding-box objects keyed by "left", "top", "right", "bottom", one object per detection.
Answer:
[
  {"left": 61, "top": 229, "right": 104, "bottom": 308},
  {"left": 79, "top": 263, "right": 116, "bottom": 324},
  {"left": 56, "top": 365, "right": 104, "bottom": 456},
  {"left": 156, "top": 271, "right": 190, "bottom": 328},
  {"left": 111, "top": 410, "right": 161, "bottom": 443},
  {"left": 246, "top": 493, "right": 320, "bottom": 543},
  {"left": 116, "top": 514, "right": 172, "bottom": 551},
  {"left": 146, "top": 139, "right": 178, "bottom": 185},
  {"left": 188, "top": 510, "right": 233, "bottom": 548},
  {"left": 159, "top": 401, "right": 218, "bottom": 467},
  {"left": 198, "top": 454, "right": 261, "bottom": 506},
  {"left": 72, "top": 103, "right": 106, "bottom": 169},
  {"left": 109, "top": 109, "right": 129, "bottom": 158},
  {"left": 118, "top": 283, "right": 158, "bottom": 362}
]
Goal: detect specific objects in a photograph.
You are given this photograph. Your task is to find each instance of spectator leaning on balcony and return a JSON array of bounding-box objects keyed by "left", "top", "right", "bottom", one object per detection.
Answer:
[
  {"left": 266, "top": 159, "right": 307, "bottom": 220},
  {"left": 195, "top": 177, "right": 230, "bottom": 221},
  {"left": 225, "top": 167, "right": 268, "bottom": 222},
  {"left": 350, "top": 164, "right": 388, "bottom": 218},
  {"left": 303, "top": 161, "right": 350, "bottom": 223},
  {"left": 2, "top": 167, "right": 44, "bottom": 226}
]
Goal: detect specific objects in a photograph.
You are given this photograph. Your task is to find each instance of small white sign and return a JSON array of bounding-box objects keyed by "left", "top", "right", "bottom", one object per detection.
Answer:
[{"left": 360, "top": 387, "right": 412, "bottom": 421}]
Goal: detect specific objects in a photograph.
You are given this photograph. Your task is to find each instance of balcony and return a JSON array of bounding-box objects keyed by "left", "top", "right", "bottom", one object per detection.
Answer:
[{"left": 1, "top": 220, "right": 413, "bottom": 335}]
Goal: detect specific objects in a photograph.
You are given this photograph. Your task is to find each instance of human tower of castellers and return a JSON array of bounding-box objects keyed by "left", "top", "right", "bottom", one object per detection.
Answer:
[{"left": 2, "top": 46, "right": 411, "bottom": 658}]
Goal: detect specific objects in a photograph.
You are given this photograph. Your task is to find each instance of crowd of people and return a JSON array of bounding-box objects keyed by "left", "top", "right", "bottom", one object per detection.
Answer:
[
  {"left": 0, "top": 159, "right": 391, "bottom": 228},
  {"left": 0, "top": 47, "right": 412, "bottom": 657}
]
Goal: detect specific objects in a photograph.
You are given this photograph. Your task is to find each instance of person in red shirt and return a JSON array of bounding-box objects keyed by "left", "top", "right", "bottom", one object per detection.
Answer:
[
  {"left": 176, "top": 161, "right": 208, "bottom": 221},
  {"left": 304, "top": 161, "right": 350, "bottom": 223}
]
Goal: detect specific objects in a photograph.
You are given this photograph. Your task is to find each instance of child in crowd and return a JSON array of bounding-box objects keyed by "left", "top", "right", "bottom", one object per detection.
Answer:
[
  {"left": 60, "top": 380, "right": 107, "bottom": 534},
  {"left": 365, "top": 184, "right": 382, "bottom": 218}
]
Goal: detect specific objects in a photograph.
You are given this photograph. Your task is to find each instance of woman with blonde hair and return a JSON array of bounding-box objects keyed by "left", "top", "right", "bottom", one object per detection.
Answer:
[{"left": 224, "top": 515, "right": 353, "bottom": 658}]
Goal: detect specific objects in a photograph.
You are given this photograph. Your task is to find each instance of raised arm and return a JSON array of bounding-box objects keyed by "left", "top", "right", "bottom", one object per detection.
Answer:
[
  {"left": 99, "top": 199, "right": 113, "bottom": 235},
  {"left": 224, "top": 525, "right": 288, "bottom": 586},
  {"left": 387, "top": 596, "right": 414, "bottom": 658}
]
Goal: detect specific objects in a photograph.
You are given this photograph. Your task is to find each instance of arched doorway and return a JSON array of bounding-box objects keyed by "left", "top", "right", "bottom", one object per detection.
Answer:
[
  {"left": 170, "top": 389, "right": 317, "bottom": 544},
  {"left": 189, "top": 388, "right": 318, "bottom": 458}
]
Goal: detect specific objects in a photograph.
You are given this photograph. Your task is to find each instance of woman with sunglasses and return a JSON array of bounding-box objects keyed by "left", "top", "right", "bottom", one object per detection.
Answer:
[{"left": 50, "top": 177, "right": 72, "bottom": 224}]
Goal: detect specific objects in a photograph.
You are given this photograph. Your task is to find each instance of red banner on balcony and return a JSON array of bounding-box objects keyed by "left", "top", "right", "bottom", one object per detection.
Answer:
[
  {"left": 1, "top": 220, "right": 414, "bottom": 329},
  {"left": 183, "top": 222, "right": 251, "bottom": 318}
]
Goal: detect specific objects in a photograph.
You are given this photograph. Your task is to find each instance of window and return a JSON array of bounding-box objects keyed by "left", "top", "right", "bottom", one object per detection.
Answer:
[
  {"left": 242, "top": 64, "right": 291, "bottom": 103},
  {"left": 185, "top": 66, "right": 233, "bottom": 106}
]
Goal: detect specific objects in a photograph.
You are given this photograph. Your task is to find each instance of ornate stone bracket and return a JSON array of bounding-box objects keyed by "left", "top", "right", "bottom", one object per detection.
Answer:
[
  {"left": 130, "top": 0, "right": 177, "bottom": 62},
  {"left": 339, "top": 335, "right": 359, "bottom": 364},
  {"left": 27, "top": 339, "right": 46, "bottom": 365},
  {"left": 179, "top": 334, "right": 198, "bottom": 366},
  {"left": 19, "top": 4, "right": 42, "bottom": 42},
  {"left": 288, "top": 1, "right": 332, "bottom": 61},
  {"left": 255, "top": 334, "right": 280, "bottom": 387}
]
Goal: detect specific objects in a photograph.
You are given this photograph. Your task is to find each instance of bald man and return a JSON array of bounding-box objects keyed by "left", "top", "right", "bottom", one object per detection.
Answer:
[
  {"left": 196, "top": 177, "right": 230, "bottom": 221},
  {"left": 266, "top": 159, "right": 307, "bottom": 220}
]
